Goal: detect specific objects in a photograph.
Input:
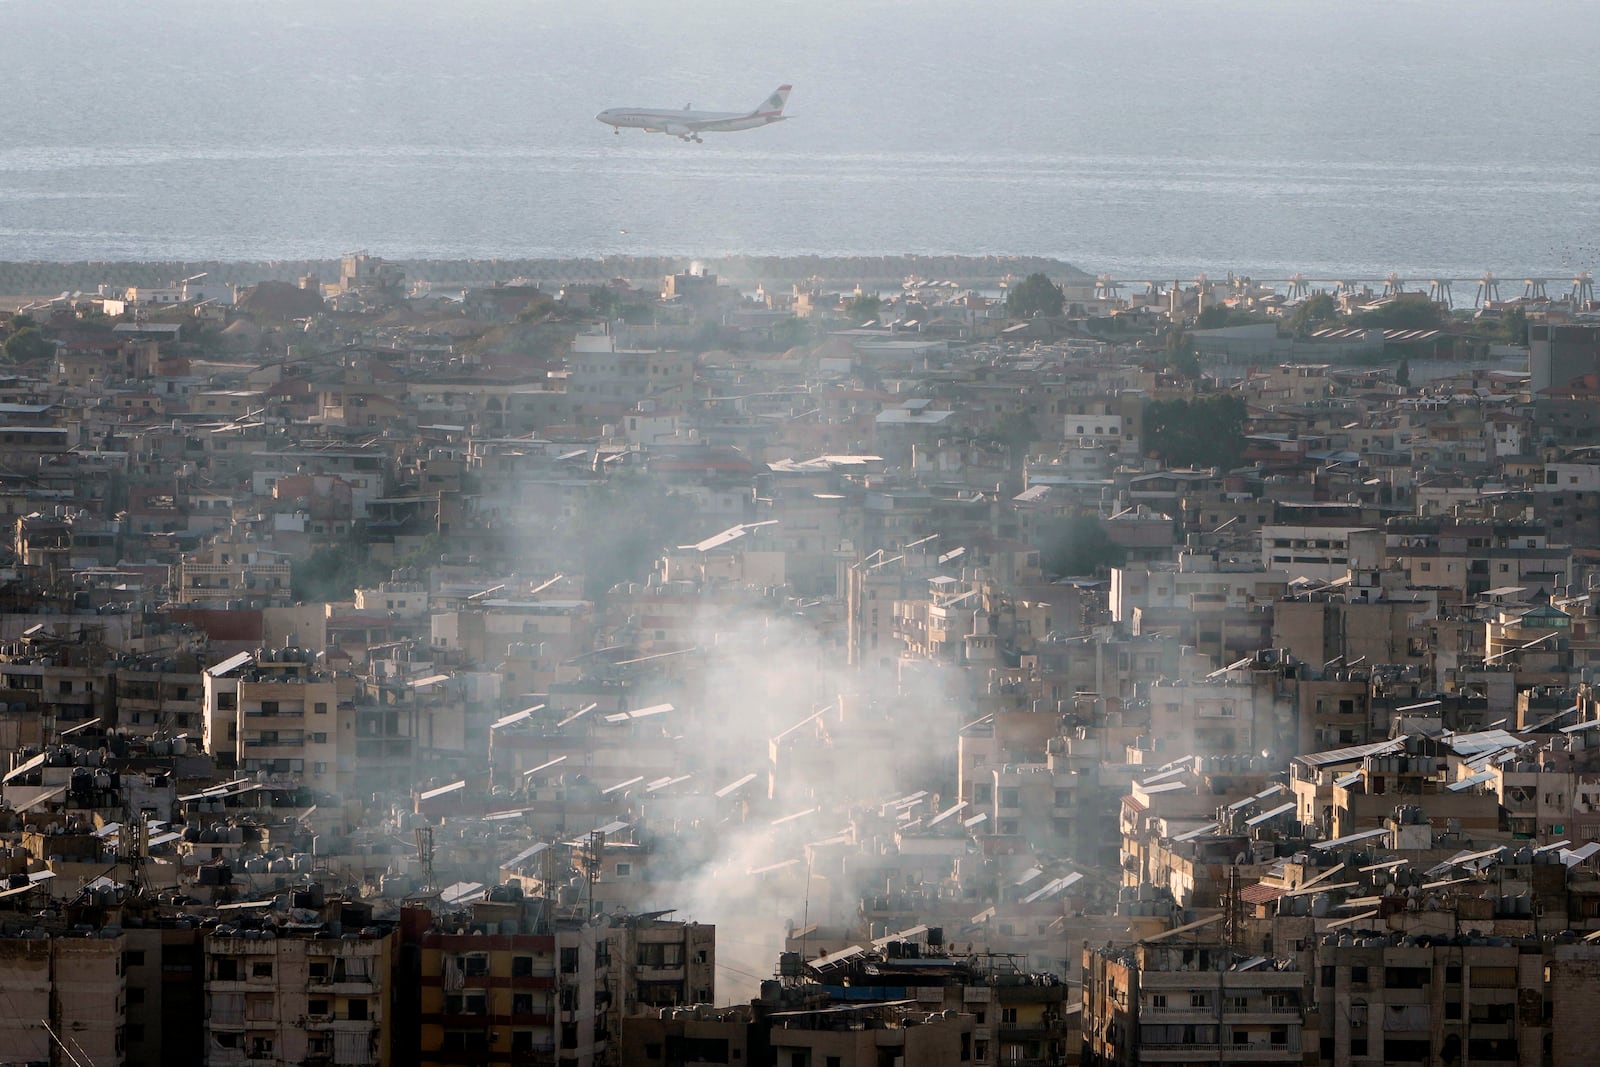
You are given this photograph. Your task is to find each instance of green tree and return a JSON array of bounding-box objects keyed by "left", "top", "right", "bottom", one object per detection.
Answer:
[
  {"left": 1005, "top": 273, "right": 1065, "bottom": 318},
  {"left": 1395, "top": 357, "right": 1410, "bottom": 388},
  {"left": 691, "top": 319, "right": 730, "bottom": 352},
  {"left": 616, "top": 302, "right": 655, "bottom": 325},
  {"left": 982, "top": 412, "right": 1038, "bottom": 474},
  {"left": 1144, "top": 395, "right": 1249, "bottom": 470},
  {"left": 1354, "top": 299, "right": 1444, "bottom": 331},
  {"left": 1160, "top": 326, "right": 1200, "bottom": 378},
  {"left": 1196, "top": 304, "right": 1231, "bottom": 330},
  {"left": 516, "top": 295, "right": 561, "bottom": 322},
  {"left": 1168, "top": 347, "right": 1201, "bottom": 379},
  {"left": 770, "top": 316, "right": 814, "bottom": 350},
  {"left": 2, "top": 326, "right": 52, "bottom": 364},
  {"left": 1503, "top": 305, "right": 1529, "bottom": 346},
  {"left": 846, "top": 293, "right": 882, "bottom": 322},
  {"left": 291, "top": 542, "right": 389, "bottom": 603},
  {"left": 1287, "top": 292, "right": 1338, "bottom": 336}
]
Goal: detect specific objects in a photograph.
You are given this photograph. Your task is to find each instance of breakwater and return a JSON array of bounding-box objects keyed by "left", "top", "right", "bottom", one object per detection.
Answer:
[{"left": 0, "top": 255, "right": 1087, "bottom": 301}]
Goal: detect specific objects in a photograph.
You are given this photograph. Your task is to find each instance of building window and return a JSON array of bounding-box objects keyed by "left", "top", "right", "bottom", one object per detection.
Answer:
[
  {"left": 251, "top": 961, "right": 272, "bottom": 979},
  {"left": 512, "top": 956, "right": 534, "bottom": 977}
]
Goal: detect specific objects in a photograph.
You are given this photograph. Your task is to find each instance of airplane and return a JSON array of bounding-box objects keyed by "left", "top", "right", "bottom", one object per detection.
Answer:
[{"left": 596, "top": 85, "right": 792, "bottom": 143}]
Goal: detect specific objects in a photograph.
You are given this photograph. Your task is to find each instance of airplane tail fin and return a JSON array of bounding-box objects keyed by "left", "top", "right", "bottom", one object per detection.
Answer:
[{"left": 753, "top": 85, "right": 792, "bottom": 117}]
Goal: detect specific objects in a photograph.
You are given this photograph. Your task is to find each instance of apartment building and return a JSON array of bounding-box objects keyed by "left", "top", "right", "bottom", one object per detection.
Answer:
[
  {"left": 1258, "top": 525, "right": 1382, "bottom": 584},
  {"left": 204, "top": 917, "right": 394, "bottom": 1067},
  {"left": 1311, "top": 934, "right": 1600, "bottom": 1066},
  {"left": 0, "top": 928, "right": 127, "bottom": 1067},
  {"left": 1082, "top": 922, "right": 1306, "bottom": 1066},
  {"left": 114, "top": 652, "right": 204, "bottom": 739},
  {"left": 202, "top": 647, "right": 353, "bottom": 793},
  {"left": 174, "top": 530, "right": 294, "bottom": 607}
]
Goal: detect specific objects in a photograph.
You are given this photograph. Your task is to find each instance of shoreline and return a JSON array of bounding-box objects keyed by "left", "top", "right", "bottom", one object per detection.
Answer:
[{"left": 0, "top": 254, "right": 1091, "bottom": 303}]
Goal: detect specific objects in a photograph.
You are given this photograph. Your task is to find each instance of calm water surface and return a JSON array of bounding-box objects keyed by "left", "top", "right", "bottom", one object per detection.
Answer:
[{"left": 2, "top": 0, "right": 1597, "bottom": 280}]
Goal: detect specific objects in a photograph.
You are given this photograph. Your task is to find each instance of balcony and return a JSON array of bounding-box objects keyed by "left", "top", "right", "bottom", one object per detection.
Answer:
[
  {"left": 1225, "top": 1002, "right": 1302, "bottom": 1016},
  {"left": 1141, "top": 1043, "right": 1298, "bottom": 1062},
  {"left": 244, "top": 737, "right": 305, "bottom": 749}
]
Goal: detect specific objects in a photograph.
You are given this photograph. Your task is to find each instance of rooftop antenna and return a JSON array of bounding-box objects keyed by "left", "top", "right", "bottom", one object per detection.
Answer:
[{"left": 414, "top": 825, "right": 435, "bottom": 894}]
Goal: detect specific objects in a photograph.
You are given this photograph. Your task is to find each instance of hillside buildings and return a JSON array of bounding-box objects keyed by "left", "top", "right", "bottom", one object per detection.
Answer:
[{"left": 0, "top": 258, "right": 1596, "bottom": 1063}]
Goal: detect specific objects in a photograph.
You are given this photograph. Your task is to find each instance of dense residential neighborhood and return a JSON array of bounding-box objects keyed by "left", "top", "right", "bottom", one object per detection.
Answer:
[{"left": 1, "top": 255, "right": 1599, "bottom": 1065}]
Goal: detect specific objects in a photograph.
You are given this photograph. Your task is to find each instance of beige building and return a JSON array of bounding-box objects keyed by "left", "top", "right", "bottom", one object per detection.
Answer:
[
  {"left": 202, "top": 647, "right": 352, "bottom": 793},
  {"left": 0, "top": 929, "right": 126, "bottom": 1066},
  {"left": 174, "top": 530, "right": 293, "bottom": 606},
  {"left": 204, "top": 923, "right": 394, "bottom": 1067},
  {"left": 1082, "top": 921, "right": 1306, "bottom": 1067}
]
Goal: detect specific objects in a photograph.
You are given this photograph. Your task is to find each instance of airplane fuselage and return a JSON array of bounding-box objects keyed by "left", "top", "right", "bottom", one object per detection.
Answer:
[
  {"left": 600, "top": 109, "right": 780, "bottom": 130},
  {"left": 596, "top": 86, "right": 791, "bottom": 142}
]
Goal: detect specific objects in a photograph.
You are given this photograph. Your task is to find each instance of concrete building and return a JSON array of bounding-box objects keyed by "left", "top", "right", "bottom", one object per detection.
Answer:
[
  {"left": 204, "top": 917, "right": 394, "bottom": 1067},
  {"left": 1082, "top": 919, "right": 1306, "bottom": 1066},
  {"left": 0, "top": 928, "right": 127, "bottom": 1067},
  {"left": 1259, "top": 525, "right": 1382, "bottom": 584}
]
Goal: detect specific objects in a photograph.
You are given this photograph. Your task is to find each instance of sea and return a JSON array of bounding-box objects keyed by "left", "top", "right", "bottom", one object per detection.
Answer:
[{"left": 3, "top": 0, "right": 1599, "bottom": 283}]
